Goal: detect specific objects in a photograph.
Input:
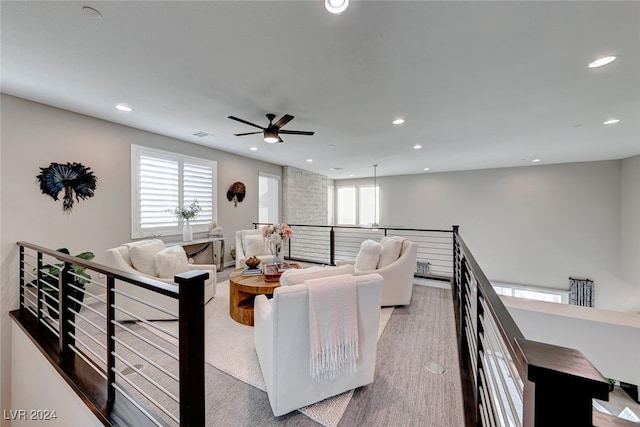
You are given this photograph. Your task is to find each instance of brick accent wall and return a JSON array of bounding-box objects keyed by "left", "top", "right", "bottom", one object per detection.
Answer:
[{"left": 282, "top": 166, "right": 328, "bottom": 225}]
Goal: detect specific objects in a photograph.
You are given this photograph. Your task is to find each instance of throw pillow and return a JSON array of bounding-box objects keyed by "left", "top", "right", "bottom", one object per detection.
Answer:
[
  {"left": 244, "top": 234, "right": 269, "bottom": 257},
  {"left": 377, "top": 236, "right": 404, "bottom": 268},
  {"left": 354, "top": 239, "right": 383, "bottom": 272},
  {"left": 129, "top": 239, "right": 166, "bottom": 276},
  {"left": 155, "top": 245, "right": 190, "bottom": 278}
]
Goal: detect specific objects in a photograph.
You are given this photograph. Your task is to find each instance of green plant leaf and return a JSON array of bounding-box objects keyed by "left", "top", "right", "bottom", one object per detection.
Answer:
[{"left": 75, "top": 251, "right": 95, "bottom": 261}]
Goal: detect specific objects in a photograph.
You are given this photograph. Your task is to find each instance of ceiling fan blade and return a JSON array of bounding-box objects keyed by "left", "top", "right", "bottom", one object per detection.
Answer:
[
  {"left": 228, "top": 115, "right": 264, "bottom": 130},
  {"left": 278, "top": 130, "right": 315, "bottom": 136},
  {"left": 234, "top": 131, "right": 262, "bottom": 136},
  {"left": 273, "top": 114, "right": 294, "bottom": 129},
  {"left": 277, "top": 136, "right": 284, "bottom": 143}
]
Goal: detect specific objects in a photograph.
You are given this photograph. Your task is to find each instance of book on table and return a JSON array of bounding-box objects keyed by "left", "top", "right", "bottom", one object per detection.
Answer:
[{"left": 242, "top": 265, "right": 263, "bottom": 276}]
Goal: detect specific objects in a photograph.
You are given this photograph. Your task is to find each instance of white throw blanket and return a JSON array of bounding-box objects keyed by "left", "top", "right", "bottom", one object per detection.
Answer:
[{"left": 307, "top": 274, "right": 359, "bottom": 381}]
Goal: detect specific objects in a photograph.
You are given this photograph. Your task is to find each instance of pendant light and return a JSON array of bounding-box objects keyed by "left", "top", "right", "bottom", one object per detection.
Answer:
[{"left": 372, "top": 164, "right": 379, "bottom": 228}]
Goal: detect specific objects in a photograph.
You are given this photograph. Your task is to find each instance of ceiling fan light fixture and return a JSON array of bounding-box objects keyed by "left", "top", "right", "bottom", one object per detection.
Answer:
[
  {"left": 263, "top": 129, "right": 279, "bottom": 143},
  {"left": 325, "top": 0, "right": 349, "bottom": 15}
]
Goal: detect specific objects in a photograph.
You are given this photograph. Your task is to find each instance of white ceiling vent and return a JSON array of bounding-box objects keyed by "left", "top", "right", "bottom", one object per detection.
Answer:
[{"left": 193, "top": 131, "right": 213, "bottom": 138}]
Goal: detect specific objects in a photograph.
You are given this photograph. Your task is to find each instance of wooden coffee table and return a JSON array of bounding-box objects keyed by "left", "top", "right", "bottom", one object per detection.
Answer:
[{"left": 229, "top": 269, "right": 281, "bottom": 326}]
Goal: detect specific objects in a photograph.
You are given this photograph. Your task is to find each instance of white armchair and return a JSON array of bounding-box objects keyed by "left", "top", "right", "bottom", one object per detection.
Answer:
[
  {"left": 340, "top": 238, "right": 418, "bottom": 306},
  {"left": 105, "top": 239, "right": 216, "bottom": 321},
  {"left": 235, "top": 228, "right": 275, "bottom": 269},
  {"left": 254, "top": 273, "right": 383, "bottom": 417}
]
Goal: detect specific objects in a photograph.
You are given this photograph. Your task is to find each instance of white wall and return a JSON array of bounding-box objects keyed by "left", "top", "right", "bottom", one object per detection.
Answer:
[
  {"left": 504, "top": 296, "right": 640, "bottom": 386},
  {"left": 338, "top": 161, "right": 638, "bottom": 312},
  {"left": 0, "top": 94, "right": 281, "bottom": 420},
  {"left": 10, "top": 323, "right": 104, "bottom": 427},
  {"left": 621, "top": 155, "right": 640, "bottom": 289}
]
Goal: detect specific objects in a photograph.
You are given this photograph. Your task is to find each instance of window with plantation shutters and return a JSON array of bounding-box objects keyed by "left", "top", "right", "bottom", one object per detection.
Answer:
[{"left": 132, "top": 145, "right": 217, "bottom": 238}]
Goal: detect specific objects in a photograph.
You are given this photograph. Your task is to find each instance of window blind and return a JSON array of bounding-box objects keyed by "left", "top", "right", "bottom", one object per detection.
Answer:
[{"left": 132, "top": 145, "right": 217, "bottom": 238}]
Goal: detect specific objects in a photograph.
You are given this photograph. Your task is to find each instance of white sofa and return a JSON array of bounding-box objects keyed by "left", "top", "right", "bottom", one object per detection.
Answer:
[
  {"left": 350, "top": 238, "right": 418, "bottom": 306},
  {"left": 235, "top": 228, "right": 275, "bottom": 269},
  {"left": 254, "top": 273, "right": 383, "bottom": 416},
  {"left": 105, "top": 239, "right": 216, "bottom": 321}
]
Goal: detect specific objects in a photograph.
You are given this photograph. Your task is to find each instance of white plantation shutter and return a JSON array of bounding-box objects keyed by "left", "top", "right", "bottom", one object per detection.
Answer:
[
  {"left": 139, "top": 155, "right": 179, "bottom": 229},
  {"left": 132, "top": 145, "right": 217, "bottom": 238},
  {"left": 183, "top": 161, "right": 213, "bottom": 226}
]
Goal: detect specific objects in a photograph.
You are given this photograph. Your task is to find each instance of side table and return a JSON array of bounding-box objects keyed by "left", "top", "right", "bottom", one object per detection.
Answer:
[{"left": 168, "top": 237, "right": 225, "bottom": 272}]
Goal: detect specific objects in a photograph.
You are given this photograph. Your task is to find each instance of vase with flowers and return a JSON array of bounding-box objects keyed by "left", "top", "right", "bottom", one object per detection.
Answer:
[
  {"left": 168, "top": 200, "right": 201, "bottom": 242},
  {"left": 262, "top": 223, "right": 293, "bottom": 265}
]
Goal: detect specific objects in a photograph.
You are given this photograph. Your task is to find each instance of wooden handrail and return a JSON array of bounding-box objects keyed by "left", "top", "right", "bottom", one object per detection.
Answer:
[{"left": 18, "top": 241, "right": 179, "bottom": 297}]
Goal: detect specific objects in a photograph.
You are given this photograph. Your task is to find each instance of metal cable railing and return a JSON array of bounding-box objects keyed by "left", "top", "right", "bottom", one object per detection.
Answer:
[
  {"left": 16, "top": 242, "right": 207, "bottom": 427},
  {"left": 255, "top": 223, "right": 455, "bottom": 280},
  {"left": 452, "top": 229, "right": 616, "bottom": 427},
  {"left": 15, "top": 233, "right": 626, "bottom": 427}
]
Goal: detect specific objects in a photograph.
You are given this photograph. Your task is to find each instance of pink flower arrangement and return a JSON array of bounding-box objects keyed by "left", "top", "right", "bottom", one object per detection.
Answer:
[{"left": 262, "top": 223, "right": 293, "bottom": 241}]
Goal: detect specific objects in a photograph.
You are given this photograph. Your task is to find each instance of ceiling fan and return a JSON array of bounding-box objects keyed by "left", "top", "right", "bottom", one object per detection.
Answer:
[{"left": 228, "top": 113, "right": 315, "bottom": 143}]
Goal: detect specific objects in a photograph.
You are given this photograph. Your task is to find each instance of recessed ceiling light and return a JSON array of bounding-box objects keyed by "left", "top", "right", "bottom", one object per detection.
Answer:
[
  {"left": 603, "top": 119, "right": 620, "bottom": 125},
  {"left": 413, "top": 144, "right": 422, "bottom": 149},
  {"left": 588, "top": 55, "right": 617, "bottom": 68},
  {"left": 325, "top": 0, "right": 349, "bottom": 15},
  {"left": 424, "top": 167, "right": 430, "bottom": 171},
  {"left": 115, "top": 104, "right": 132, "bottom": 112},
  {"left": 349, "top": 174, "right": 354, "bottom": 177},
  {"left": 328, "top": 144, "right": 335, "bottom": 148},
  {"left": 82, "top": 6, "right": 102, "bottom": 19},
  {"left": 392, "top": 118, "right": 405, "bottom": 125},
  {"left": 532, "top": 158, "right": 541, "bottom": 163},
  {"left": 330, "top": 167, "right": 343, "bottom": 171},
  {"left": 250, "top": 147, "right": 258, "bottom": 151},
  {"left": 307, "top": 159, "right": 313, "bottom": 163}
]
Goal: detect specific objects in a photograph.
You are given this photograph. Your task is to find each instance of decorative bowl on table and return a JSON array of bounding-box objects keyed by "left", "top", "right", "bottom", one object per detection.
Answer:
[{"left": 245, "top": 256, "right": 261, "bottom": 269}]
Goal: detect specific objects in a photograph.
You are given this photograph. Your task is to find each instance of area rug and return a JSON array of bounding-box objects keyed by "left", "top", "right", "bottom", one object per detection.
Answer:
[{"left": 146, "top": 280, "right": 393, "bottom": 427}]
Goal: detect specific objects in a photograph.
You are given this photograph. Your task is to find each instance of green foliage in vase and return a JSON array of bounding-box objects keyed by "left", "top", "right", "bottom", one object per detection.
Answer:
[{"left": 168, "top": 200, "right": 202, "bottom": 221}]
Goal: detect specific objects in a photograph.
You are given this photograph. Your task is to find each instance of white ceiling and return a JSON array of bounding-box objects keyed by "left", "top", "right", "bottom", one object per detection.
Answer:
[{"left": 1, "top": 1, "right": 639, "bottom": 179}]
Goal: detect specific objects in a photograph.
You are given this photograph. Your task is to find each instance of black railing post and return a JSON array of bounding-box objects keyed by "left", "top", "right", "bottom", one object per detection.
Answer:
[
  {"left": 516, "top": 339, "right": 610, "bottom": 427},
  {"left": 37, "top": 252, "right": 44, "bottom": 324},
  {"left": 458, "top": 258, "right": 477, "bottom": 427},
  {"left": 452, "top": 225, "right": 459, "bottom": 297},
  {"left": 60, "top": 261, "right": 74, "bottom": 359},
  {"left": 106, "top": 276, "right": 116, "bottom": 409},
  {"left": 175, "top": 270, "right": 208, "bottom": 427},
  {"left": 476, "top": 294, "right": 485, "bottom": 427},
  {"left": 329, "top": 226, "right": 335, "bottom": 266},
  {"left": 19, "top": 246, "right": 25, "bottom": 321}
]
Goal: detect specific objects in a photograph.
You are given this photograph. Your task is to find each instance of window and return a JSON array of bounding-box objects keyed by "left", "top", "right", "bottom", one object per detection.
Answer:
[
  {"left": 259, "top": 173, "right": 280, "bottom": 224},
  {"left": 358, "top": 185, "right": 379, "bottom": 225},
  {"left": 493, "top": 283, "right": 568, "bottom": 304},
  {"left": 337, "top": 186, "right": 356, "bottom": 225},
  {"left": 336, "top": 184, "right": 379, "bottom": 225},
  {"left": 132, "top": 145, "right": 217, "bottom": 238}
]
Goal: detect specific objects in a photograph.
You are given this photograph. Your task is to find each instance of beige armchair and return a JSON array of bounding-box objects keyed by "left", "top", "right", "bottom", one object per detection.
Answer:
[
  {"left": 339, "top": 238, "right": 418, "bottom": 306},
  {"left": 235, "top": 228, "right": 275, "bottom": 269},
  {"left": 254, "top": 273, "right": 383, "bottom": 416},
  {"left": 105, "top": 239, "right": 216, "bottom": 321}
]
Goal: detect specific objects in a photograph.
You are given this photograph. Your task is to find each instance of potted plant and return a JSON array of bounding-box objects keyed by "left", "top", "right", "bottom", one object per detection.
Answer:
[
  {"left": 31, "top": 248, "right": 95, "bottom": 319},
  {"left": 168, "top": 199, "right": 201, "bottom": 241}
]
